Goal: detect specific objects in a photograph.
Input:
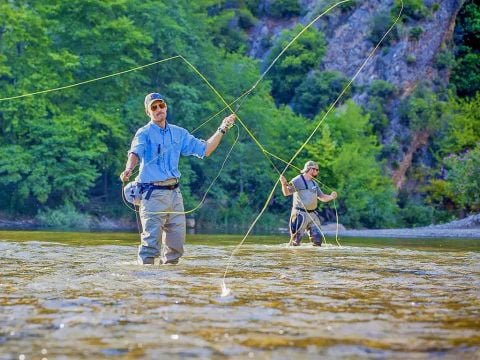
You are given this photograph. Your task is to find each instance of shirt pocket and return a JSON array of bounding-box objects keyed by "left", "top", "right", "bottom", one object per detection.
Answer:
[
  {"left": 168, "top": 138, "right": 181, "bottom": 169},
  {"left": 145, "top": 137, "right": 153, "bottom": 162}
]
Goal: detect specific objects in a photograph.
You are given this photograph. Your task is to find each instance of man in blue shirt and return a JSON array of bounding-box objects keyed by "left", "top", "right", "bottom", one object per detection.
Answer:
[{"left": 120, "top": 92, "right": 236, "bottom": 265}]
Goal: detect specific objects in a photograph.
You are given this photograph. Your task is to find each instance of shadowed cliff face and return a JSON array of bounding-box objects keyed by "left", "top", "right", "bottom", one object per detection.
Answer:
[
  {"left": 249, "top": 0, "right": 464, "bottom": 97},
  {"left": 322, "top": 0, "right": 464, "bottom": 96},
  {"left": 247, "top": 0, "right": 466, "bottom": 192}
]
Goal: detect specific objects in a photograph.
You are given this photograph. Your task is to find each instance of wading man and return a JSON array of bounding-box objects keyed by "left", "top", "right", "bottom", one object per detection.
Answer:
[
  {"left": 120, "top": 92, "right": 236, "bottom": 265},
  {"left": 279, "top": 161, "right": 337, "bottom": 246}
]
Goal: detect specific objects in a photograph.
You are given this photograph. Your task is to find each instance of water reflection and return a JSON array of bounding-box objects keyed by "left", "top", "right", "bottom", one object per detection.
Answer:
[{"left": 1, "top": 232, "right": 479, "bottom": 359}]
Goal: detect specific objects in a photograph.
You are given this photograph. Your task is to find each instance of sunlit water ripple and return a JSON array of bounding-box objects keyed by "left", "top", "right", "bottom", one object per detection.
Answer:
[{"left": 1, "top": 233, "right": 479, "bottom": 359}]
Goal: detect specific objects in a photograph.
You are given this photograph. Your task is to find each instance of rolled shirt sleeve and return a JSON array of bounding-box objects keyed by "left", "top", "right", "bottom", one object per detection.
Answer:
[
  {"left": 129, "top": 128, "right": 147, "bottom": 160},
  {"left": 180, "top": 130, "right": 206, "bottom": 158}
]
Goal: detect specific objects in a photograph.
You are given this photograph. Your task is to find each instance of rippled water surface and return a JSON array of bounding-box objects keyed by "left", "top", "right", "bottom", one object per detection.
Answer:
[{"left": 1, "top": 231, "right": 479, "bottom": 359}]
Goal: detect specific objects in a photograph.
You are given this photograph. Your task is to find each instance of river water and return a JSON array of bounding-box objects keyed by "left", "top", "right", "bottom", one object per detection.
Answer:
[{"left": 1, "top": 231, "right": 479, "bottom": 359}]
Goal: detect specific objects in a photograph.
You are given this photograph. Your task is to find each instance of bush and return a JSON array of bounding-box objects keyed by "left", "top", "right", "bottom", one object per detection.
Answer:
[
  {"left": 369, "top": 12, "right": 398, "bottom": 45},
  {"left": 444, "top": 145, "right": 480, "bottom": 211},
  {"left": 435, "top": 50, "right": 456, "bottom": 70},
  {"left": 366, "top": 100, "right": 390, "bottom": 137},
  {"left": 269, "top": 0, "right": 301, "bottom": 19},
  {"left": 424, "top": 179, "right": 455, "bottom": 210},
  {"left": 36, "top": 203, "right": 91, "bottom": 229},
  {"left": 409, "top": 26, "right": 423, "bottom": 41},
  {"left": 238, "top": 8, "right": 256, "bottom": 30},
  {"left": 245, "top": 0, "right": 266, "bottom": 17},
  {"left": 267, "top": 25, "right": 326, "bottom": 104},
  {"left": 399, "top": 86, "right": 442, "bottom": 132},
  {"left": 393, "top": 0, "right": 428, "bottom": 22},
  {"left": 207, "top": 10, "right": 248, "bottom": 53},
  {"left": 293, "top": 71, "right": 350, "bottom": 118},
  {"left": 455, "top": 1, "right": 480, "bottom": 51},
  {"left": 451, "top": 53, "right": 480, "bottom": 97},
  {"left": 338, "top": 0, "right": 358, "bottom": 12},
  {"left": 325, "top": 101, "right": 399, "bottom": 229},
  {"left": 406, "top": 54, "right": 416, "bottom": 65},
  {"left": 368, "top": 80, "right": 396, "bottom": 98},
  {"left": 399, "top": 201, "right": 433, "bottom": 227}
]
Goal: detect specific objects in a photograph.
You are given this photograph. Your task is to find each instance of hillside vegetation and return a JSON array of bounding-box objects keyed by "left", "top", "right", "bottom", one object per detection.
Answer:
[{"left": 0, "top": 0, "right": 478, "bottom": 230}]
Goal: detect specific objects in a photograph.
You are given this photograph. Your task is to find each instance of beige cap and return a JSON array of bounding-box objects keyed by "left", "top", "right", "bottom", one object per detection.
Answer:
[{"left": 301, "top": 160, "right": 319, "bottom": 173}]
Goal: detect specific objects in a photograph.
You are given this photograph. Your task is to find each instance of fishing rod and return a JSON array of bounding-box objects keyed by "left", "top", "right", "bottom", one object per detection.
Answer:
[{"left": 220, "top": 0, "right": 405, "bottom": 296}]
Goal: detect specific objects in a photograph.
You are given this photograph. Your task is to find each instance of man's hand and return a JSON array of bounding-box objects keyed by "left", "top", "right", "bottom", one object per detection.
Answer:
[
  {"left": 279, "top": 175, "right": 291, "bottom": 196},
  {"left": 219, "top": 114, "right": 236, "bottom": 132},
  {"left": 330, "top": 191, "right": 337, "bottom": 200},
  {"left": 120, "top": 168, "right": 133, "bottom": 183}
]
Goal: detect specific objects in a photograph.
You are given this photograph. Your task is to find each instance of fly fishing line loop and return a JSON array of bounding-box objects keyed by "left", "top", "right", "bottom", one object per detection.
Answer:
[{"left": 220, "top": 0, "right": 404, "bottom": 296}]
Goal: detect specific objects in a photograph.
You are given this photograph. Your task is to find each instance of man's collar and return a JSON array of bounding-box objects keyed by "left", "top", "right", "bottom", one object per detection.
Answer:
[{"left": 150, "top": 120, "right": 169, "bottom": 131}]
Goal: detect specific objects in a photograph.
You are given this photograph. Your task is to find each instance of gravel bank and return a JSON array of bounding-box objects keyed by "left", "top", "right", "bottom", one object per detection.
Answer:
[
  {"left": 326, "top": 228, "right": 480, "bottom": 239},
  {"left": 324, "top": 214, "right": 480, "bottom": 239}
]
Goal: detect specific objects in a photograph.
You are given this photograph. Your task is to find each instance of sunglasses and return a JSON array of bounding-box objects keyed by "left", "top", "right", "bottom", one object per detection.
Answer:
[
  {"left": 311, "top": 168, "right": 319, "bottom": 171},
  {"left": 150, "top": 100, "right": 166, "bottom": 111}
]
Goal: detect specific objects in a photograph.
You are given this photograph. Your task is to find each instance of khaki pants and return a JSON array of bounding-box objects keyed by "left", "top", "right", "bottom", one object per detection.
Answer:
[{"left": 138, "top": 188, "right": 186, "bottom": 264}]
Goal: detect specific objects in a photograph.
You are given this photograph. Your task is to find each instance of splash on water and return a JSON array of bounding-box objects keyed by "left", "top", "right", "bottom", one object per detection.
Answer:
[
  {"left": 220, "top": 280, "right": 231, "bottom": 297},
  {"left": 2, "top": 234, "right": 480, "bottom": 359}
]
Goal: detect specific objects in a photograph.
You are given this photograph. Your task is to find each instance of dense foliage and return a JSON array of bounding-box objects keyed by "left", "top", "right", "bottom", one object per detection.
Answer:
[{"left": 0, "top": 0, "right": 478, "bottom": 231}]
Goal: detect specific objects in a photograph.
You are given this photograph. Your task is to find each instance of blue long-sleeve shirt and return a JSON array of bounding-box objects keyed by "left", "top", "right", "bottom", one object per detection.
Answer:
[{"left": 129, "top": 121, "right": 206, "bottom": 183}]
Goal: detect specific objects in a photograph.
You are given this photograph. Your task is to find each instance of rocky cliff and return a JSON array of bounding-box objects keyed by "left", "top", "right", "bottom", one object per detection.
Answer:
[
  {"left": 247, "top": 0, "right": 466, "bottom": 190},
  {"left": 323, "top": 0, "right": 463, "bottom": 94},
  {"left": 250, "top": 0, "right": 464, "bottom": 96}
]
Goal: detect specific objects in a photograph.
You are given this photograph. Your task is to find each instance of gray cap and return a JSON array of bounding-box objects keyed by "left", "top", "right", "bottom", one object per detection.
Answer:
[
  {"left": 144, "top": 92, "right": 165, "bottom": 111},
  {"left": 301, "top": 160, "right": 319, "bottom": 173}
]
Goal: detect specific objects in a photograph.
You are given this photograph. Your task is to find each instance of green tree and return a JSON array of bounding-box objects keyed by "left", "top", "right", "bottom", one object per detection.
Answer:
[
  {"left": 268, "top": 0, "right": 301, "bottom": 19},
  {"left": 452, "top": 53, "right": 480, "bottom": 97},
  {"left": 451, "top": 0, "right": 480, "bottom": 97},
  {"left": 365, "top": 80, "right": 396, "bottom": 138},
  {"left": 392, "top": 0, "right": 428, "bottom": 22},
  {"left": 323, "top": 101, "right": 398, "bottom": 228},
  {"left": 444, "top": 145, "right": 480, "bottom": 212},
  {"left": 266, "top": 25, "right": 326, "bottom": 104},
  {"left": 293, "top": 71, "right": 350, "bottom": 119},
  {"left": 436, "top": 93, "right": 480, "bottom": 155},
  {"left": 399, "top": 86, "right": 442, "bottom": 132},
  {"left": 425, "top": 94, "right": 480, "bottom": 217},
  {"left": 369, "top": 11, "right": 398, "bottom": 45}
]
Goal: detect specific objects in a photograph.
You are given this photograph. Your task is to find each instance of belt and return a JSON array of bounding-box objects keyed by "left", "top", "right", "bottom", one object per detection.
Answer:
[
  {"left": 141, "top": 182, "right": 179, "bottom": 200},
  {"left": 150, "top": 183, "right": 179, "bottom": 190},
  {"left": 152, "top": 179, "right": 178, "bottom": 186},
  {"left": 295, "top": 207, "right": 317, "bottom": 213}
]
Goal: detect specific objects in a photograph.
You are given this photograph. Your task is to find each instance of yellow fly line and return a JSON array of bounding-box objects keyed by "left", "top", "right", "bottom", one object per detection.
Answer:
[
  {"left": 220, "top": 0, "right": 404, "bottom": 296},
  {"left": 128, "top": 0, "right": 356, "bottom": 218},
  {"left": 0, "top": 0, "right": 404, "bottom": 296},
  {"left": 0, "top": 1, "right": 352, "bottom": 219},
  {"left": 0, "top": 56, "right": 182, "bottom": 102}
]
